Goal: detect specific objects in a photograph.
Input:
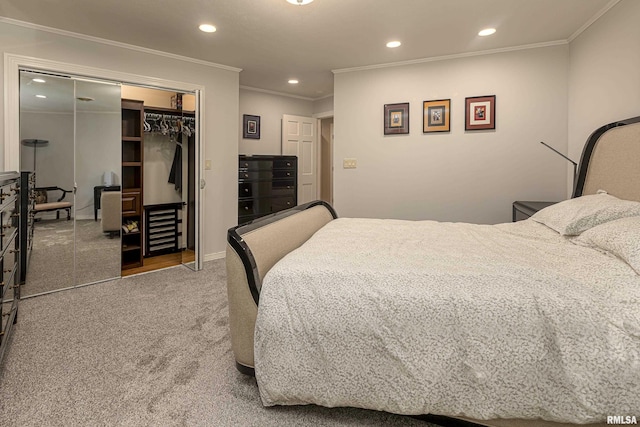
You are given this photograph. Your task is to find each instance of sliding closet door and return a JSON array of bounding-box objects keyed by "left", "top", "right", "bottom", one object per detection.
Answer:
[
  {"left": 74, "top": 79, "right": 122, "bottom": 285},
  {"left": 19, "top": 71, "right": 76, "bottom": 296}
]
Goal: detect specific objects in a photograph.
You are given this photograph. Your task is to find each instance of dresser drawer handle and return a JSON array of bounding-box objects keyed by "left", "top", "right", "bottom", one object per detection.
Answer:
[
  {"left": 9, "top": 249, "right": 19, "bottom": 254},
  {"left": 244, "top": 206, "right": 249, "bottom": 211},
  {"left": 244, "top": 188, "right": 249, "bottom": 193},
  {"left": 243, "top": 163, "right": 249, "bottom": 167},
  {"left": 286, "top": 201, "right": 291, "bottom": 206},
  {"left": 286, "top": 162, "right": 291, "bottom": 166},
  {"left": 244, "top": 173, "right": 249, "bottom": 178},
  {"left": 286, "top": 172, "right": 291, "bottom": 176}
]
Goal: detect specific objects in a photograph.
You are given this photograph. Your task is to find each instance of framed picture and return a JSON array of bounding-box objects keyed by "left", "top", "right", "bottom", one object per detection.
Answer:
[
  {"left": 384, "top": 102, "right": 409, "bottom": 135},
  {"left": 423, "top": 99, "right": 451, "bottom": 133},
  {"left": 465, "top": 95, "right": 496, "bottom": 131},
  {"left": 243, "top": 114, "right": 260, "bottom": 139}
]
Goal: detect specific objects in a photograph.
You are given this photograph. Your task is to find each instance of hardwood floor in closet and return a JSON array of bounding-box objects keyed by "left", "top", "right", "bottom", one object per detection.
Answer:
[{"left": 121, "top": 250, "right": 195, "bottom": 276}]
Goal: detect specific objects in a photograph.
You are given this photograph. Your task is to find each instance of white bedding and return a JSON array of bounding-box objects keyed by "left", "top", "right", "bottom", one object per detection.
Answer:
[{"left": 254, "top": 218, "right": 640, "bottom": 423}]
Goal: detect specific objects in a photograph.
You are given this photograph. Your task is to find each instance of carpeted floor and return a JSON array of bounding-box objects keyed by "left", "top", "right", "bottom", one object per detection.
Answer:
[
  {"left": 22, "top": 219, "right": 121, "bottom": 296},
  {"left": 0, "top": 259, "right": 433, "bottom": 427}
]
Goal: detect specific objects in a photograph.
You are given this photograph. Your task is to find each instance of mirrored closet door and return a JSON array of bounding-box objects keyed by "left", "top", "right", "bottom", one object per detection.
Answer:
[{"left": 19, "top": 71, "right": 122, "bottom": 296}]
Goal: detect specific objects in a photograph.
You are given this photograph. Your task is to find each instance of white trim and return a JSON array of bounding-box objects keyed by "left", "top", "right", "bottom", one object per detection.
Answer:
[
  {"left": 314, "top": 93, "right": 334, "bottom": 101},
  {"left": 568, "top": 0, "right": 621, "bottom": 42},
  {"left": 313, "top": 110, "right": 334, "bottom": 119},
  {"left": 240, "top": 85, "right": 315, "bottom": 101},
  {"left": 204, "top": 251, "right": 225, "bottom": 261},
  {"left": 332, "top": 40, "right": 568, "bottom": 74},
  {"left": 0, "top": 17, "right": 242, "bottom": 73}
]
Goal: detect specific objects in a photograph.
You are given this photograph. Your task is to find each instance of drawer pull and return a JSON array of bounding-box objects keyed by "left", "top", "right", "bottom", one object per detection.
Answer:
[
  {"left": 286, "top": 172, "right": 291, "bottom": 176},
  {"left": 9, "top": 249, "right": 19, "bottom": 254},
  {"left": 244, "top": 173, "right": 249, "bottom": 178},
  {"left": 244, "top": 206, "right": 249, "bottom": 211},
  {"left": 11, "top": 213, "right": 19, "bottom": 218},
  {"left": 244, "top": 188, "right": 249, "bottom": 193},
  {"left": 287, "top": 201, "right": 291, "bottom": 206},
  {"left": 286, "top": 162, "right": 291, "bottom": 166},
  {"left": 3, "top": 269, "right": 12, "bottom": 273}
]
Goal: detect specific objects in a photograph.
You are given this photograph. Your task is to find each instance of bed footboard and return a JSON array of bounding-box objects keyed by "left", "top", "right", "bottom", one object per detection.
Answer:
[{"left": 226, "top": 201, "right": 337, "bottom": 374}]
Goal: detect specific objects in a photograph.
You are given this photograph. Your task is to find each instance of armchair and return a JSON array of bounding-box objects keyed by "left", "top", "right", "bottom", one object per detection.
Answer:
[{"left": 33, "top": 186, "right": 73, "bottom": 220}]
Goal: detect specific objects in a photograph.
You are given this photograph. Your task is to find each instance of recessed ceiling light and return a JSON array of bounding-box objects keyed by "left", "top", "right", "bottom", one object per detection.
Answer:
[
  {"left": 199, "top": 24, "right": 217, "bottom": 33},
  {"left": 35, "top": 95, "right": 47, "bottom": 99},
  {"left": 288, "top": 79, "right": 299, "bottom": 84},
  {"left": 386, "top": 41, "right": 401, "bottom": 48},
  {"left": 286, "top": 0, "right": 314, "bottom": 5},
  {"left": 32, "top": 78, "right": 46, "bottom": 83},
  {"left": 478, "top": 28, "right": 496, "bottom": 36}
]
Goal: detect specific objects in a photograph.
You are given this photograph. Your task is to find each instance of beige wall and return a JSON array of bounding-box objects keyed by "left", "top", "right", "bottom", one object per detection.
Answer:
[
  {"left": 0, "top": 20, "right": 239, "bottom": 258},
  {"left": 334, "top": 45, "right": 569, "bottom": 224},
  {"left": 568, "top": 0, "right": 640, "bottom": 197},
  {"left": 239, "top": 88, "right": 313, "bottom": 155}
]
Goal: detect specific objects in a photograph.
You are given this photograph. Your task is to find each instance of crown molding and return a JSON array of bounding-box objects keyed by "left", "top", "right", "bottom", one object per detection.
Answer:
[
  {"left": 240, "top": 85, "right": 316, "bottom": 101},
  {"left": 568, "top": 0, "right": 621, "bottom": 42},
  {"left": 332, "top": 40, "right": 568, "bottom": 74},
  {"left": 0, "top": 17, "right": 242, "bottom": 73}
]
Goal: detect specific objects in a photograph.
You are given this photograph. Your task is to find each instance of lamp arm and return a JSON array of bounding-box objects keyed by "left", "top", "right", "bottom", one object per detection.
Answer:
[{"left": 539, "top": 141, "right": 577, "bottom": 166}]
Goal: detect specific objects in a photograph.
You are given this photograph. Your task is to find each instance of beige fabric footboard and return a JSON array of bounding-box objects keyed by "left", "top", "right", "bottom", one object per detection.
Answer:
[{"left": 226, "top": 202, "right": 336, "bottom": 370}]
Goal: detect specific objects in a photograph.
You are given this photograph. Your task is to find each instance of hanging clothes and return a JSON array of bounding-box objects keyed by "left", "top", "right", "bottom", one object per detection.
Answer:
[{"left": 168, "top": 142, "right": 182, "bottom": 191}]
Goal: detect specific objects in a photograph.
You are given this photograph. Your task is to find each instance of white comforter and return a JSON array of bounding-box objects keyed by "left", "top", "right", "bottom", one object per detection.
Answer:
[{"left": 254, "top": 218, "right": 640, "bottom": 423}]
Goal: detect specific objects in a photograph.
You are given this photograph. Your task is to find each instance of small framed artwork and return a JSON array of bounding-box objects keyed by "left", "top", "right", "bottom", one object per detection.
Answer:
[
  {"left": 243, "top": 114, "right": 261, "bottom": 139},
  {"left": 423, "top": 99, "right": 451, "bottom": 133},
  {"left": 465, "top": 95, "right": 496, "bottom": 131},
  {"left": 384, "top": 102, "right": 409, "bottom": 135}
]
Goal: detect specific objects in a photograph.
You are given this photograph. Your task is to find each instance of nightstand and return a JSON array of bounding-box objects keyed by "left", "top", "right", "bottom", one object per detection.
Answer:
[{"left": 512, "top": 201, "right": 558, "bottom": 222}]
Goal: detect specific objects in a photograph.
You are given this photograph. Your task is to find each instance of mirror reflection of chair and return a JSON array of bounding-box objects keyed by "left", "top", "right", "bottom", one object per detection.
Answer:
[
  {"left": 33, "top": 186, "right": 73, "bottom": 220},
  {"left": 100, "top": 190, "right": 121, "bottom": 238}
]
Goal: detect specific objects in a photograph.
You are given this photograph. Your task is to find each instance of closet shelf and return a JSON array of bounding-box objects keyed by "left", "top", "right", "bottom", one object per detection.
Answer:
[
  {"left": 122, "top": 136, "right": 142, "bottom": 142},
  {"left": 123, "top": 162, "right": 142, "bottom": 167}
]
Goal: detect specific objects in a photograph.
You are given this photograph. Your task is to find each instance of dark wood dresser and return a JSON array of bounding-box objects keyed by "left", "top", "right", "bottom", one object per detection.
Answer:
[
  {"left": 0, "top": 171, "right": 20, "bottom": 366},
  {"left": 238, "top": 155, "right": 297, "bottom": 225}
]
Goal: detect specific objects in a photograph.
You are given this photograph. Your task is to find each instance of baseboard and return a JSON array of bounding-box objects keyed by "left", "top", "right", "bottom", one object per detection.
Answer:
[{"left": 204, "top": 251, "right": 225, "bottom": 262}]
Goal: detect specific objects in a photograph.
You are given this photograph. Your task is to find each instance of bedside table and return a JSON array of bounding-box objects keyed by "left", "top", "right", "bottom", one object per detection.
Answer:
[{"left": 512, "top": 201, "right": 558, "bottom": 222}]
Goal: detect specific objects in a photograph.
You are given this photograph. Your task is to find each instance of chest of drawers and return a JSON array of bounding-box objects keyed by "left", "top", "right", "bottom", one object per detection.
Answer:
[
  {"left": 238, "top": 155, "right": 297, "bottom": 225},
  {"left": 0, "top": 172, "right": 20, "bottom": 366}
]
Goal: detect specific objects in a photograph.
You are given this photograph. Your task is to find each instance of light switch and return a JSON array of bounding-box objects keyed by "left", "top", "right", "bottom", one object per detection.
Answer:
[
  {"left": 205, "top": 159, "right": 212, "bottom": 170},
  {"left": 343, "top": 158, "right": 357, "bottom": 169}
]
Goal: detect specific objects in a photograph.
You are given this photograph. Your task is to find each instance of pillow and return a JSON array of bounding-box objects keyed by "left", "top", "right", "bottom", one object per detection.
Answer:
[
  {"left": 530, "top": 192, "right": 640, "bottom": 236},
  {"left": 575, "top": 216, "right": 640, "bottom": 274}
]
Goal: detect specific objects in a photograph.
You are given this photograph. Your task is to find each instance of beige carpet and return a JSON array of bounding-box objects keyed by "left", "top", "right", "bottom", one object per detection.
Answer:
[
  {"left": 0, "top": 259, "right": 433, "bottom": 427},
  {"left": 22, "top": 219, "right": 121, "bottom": 296}
]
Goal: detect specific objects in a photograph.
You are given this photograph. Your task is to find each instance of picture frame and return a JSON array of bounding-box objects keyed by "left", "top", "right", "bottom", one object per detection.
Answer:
[
  {"left": 384, "top": 102, "right": 409, "bottom": 135},
  {"left": 465, "top": 95, "right": 496, "bottom": 131},
  {"left": 423, "top": 99, "right": 451, "bottom": 133},
  {"left": 243, "top": 114, "right": 261, "bottom": 139}
]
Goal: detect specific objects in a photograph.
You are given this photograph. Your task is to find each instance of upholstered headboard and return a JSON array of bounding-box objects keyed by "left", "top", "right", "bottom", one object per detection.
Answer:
[{"left": 573, "top": 116, "right": 640, "bottom": 202}]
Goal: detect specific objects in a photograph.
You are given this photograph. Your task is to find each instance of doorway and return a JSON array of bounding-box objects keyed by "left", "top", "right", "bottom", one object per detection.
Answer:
[{"left": 6, "top": 55, "right": 204, "bottom": 297}]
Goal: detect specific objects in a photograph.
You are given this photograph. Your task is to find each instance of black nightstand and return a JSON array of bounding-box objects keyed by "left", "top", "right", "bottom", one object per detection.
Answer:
[{"left": 512, "top": 201, "right": 558, "bottom": 222}]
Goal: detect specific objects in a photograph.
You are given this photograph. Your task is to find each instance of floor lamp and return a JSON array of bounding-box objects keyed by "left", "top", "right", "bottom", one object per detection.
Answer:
[{"left": 20, "top": 139, "right": 49, "bottom": 183}]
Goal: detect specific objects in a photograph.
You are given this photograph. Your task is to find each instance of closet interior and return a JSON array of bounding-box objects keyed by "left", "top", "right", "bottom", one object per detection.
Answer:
[{"left": 120, "top": 86, "right": 197, "bottom": 276}]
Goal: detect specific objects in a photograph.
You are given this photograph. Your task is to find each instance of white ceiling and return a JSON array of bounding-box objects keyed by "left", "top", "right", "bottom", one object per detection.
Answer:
[{"left": 1, "top": 0, "right": 616, "bottom": 99}]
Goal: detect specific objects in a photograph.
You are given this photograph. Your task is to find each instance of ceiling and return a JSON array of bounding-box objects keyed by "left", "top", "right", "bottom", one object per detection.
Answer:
[{"left": 1, "top": 0, "right": 616, "bottom": 99}]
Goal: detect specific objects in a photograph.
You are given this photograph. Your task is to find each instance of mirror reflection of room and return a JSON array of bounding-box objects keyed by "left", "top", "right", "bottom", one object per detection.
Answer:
[{"left": 19, "top": 71, "right": 122, "bottom": 296}]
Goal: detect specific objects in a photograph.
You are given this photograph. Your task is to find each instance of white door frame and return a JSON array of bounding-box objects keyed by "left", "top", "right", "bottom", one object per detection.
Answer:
[{"left": 4, "top": 53, "right": 206, "bottom": 270}]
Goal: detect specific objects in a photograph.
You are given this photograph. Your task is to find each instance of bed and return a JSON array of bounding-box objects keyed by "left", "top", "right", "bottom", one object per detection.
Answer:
[{"left": 226, "top": 116, "right": 640, "bottom": 427}]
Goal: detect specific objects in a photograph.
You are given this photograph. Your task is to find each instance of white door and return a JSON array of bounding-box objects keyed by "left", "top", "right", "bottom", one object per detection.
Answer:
[{"left": 282, "top": 114, "right": 318, "bottom": 204}]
